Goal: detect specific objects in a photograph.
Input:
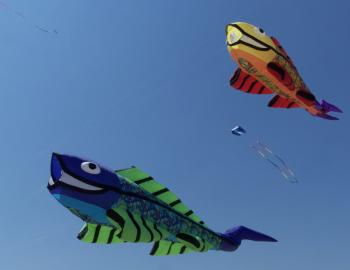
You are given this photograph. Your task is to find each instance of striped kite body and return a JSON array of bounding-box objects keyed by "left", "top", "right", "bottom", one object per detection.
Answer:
[{"left": 48, "top": 153, "right": 277, "bottom": 256}]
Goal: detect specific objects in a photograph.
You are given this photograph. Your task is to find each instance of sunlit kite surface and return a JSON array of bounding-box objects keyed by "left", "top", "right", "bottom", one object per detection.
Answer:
[
  {"left": 48, "top": 153, "right": 277, "bottom": 256},
  {"left": 226, "top": 22, "right": 342, "bottom": 120}
]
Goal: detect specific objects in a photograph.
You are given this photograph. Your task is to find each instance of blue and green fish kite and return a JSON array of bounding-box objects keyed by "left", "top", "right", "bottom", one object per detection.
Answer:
[{"left": 48, "top": 153, "right": 277, "bottom": 255}]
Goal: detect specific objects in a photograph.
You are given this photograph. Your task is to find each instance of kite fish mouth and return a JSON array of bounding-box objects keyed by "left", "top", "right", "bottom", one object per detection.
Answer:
[
  {"left": 48, "top": 153, "right": 105, "bottom": 192},
  {"left": 226, "top": 24, "right": 269, "bottom": 50}
]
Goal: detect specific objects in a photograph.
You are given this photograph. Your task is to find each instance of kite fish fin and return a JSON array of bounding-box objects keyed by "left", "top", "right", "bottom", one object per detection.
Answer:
[
  {"left": 106, "top": 208, "right": 168, "bottom": 243},
  {"left": 230, "top": 68, "right": 273, "bottom": 94},
  {"left": 221, "top": 226, "right": 277, "bottom": 250},
  {"left": 315, "top": 113, "right": 339, "bottom": 120},
  {"left": 77, "top": 223, "right": 125, "bottom": 244},
  {"left": 149, "top": 240, "right": 192, "bottom": 256},
  {"left": 268, "top": 95, "right": 300, "bottom": 109},
  {"left": 319, "top": 100, "right": 342, "bottom": 113},
  {"left": 314, "top": 100, "right": 342, "bottom": 120},
  {"left": 116, "top": 167, "right": 207, "bottom": 227}
]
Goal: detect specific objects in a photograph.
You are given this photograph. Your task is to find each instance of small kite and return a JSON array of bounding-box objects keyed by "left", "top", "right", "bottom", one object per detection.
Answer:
[
  {"left": 226, "top": 22, "right": 342, "bottom": 120},
  {"left": 48, "top": 153, "right": 277, "bottom": 255},
  {"left": 231, "top": 126, "right": 246, "bottom": 136}
]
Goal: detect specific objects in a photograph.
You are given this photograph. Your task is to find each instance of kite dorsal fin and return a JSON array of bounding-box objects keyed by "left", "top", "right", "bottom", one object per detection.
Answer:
[
  {"left": 77, "top": 223, "right": 125, "bottom": 244},
  {"left": 230, "top": 68, "right": 273, "bottom": 94},
  {"left": 116, "top": 167, "right": 207, "bottom": 227},
  {"left": 150, "top": 240, "right": 192, "bottom": 256}
]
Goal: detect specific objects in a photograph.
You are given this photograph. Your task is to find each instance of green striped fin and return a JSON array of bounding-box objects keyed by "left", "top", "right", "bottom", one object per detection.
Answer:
[
  {"left": 149, "top": 240, "right": 192, "bottom": 256},
  {"left": 107, "top": 208, "right": 169, "bottom": 243},
  {"left": 77, "top": 223, "right": 125, "bottom": 244},
  {"left": 116, "top": 167, "right": 207, "bottom": 227}
]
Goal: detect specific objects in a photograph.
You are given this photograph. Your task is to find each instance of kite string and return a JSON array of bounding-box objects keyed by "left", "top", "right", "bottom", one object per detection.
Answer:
[{"left": 0, "top": 1, "right": 57, "bottom": 34}]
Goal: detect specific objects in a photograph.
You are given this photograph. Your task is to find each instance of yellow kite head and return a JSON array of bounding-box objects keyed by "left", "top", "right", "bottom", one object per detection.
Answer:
[{"left": 226, "top": 22, "right": 277, "bottom": 64}]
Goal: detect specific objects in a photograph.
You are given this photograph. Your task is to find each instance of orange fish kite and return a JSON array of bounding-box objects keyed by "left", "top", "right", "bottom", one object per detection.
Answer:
[{"left": 226, "top": 22, "right": 342, "bottom": 120}]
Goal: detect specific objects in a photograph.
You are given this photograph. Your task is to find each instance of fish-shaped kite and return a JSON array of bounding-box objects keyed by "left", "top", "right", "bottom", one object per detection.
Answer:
[
  {"left": 226, "top": 22, "right": 342, "bottom": 120},
  {"left": 48, "top": 153, "right": 276, "bottom": 256}
]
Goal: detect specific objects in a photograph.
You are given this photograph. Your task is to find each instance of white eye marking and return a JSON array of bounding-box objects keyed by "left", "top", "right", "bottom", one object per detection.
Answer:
[
  {"left": 240, "top": 35, "right": 267, "bottom": 49},
  {"left": 81, "top": 162, "right": 101, "bottom": 175}
]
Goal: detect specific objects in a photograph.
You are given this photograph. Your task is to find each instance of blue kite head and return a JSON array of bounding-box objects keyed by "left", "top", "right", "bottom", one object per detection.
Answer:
[{"left": 48, "top": 153, "right": 122, "bottom": 224}]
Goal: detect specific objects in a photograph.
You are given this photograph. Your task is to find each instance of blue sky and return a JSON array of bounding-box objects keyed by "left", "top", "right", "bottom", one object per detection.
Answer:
[{"left": 0, "top": 0, "right": 349, "bottom": 269}]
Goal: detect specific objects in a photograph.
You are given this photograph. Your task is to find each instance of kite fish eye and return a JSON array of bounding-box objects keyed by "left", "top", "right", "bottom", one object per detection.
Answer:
[
  {"left": 81, "top": 161, "right": 101, "bottom": 175},
  {"left": 254, "top": 27, "right": 266, "bottom": 36},
  {"left": 47, "top": 153, "right": 123, "bottom": 192}
]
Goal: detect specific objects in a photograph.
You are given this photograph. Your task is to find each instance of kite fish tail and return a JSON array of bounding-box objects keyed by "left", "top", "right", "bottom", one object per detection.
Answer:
[
  {"left": 315, "top": 100, "right": 342, "bottom": 120},
  {"left": 320, "top": 100, "right": 342, "bottom": 113},
  {"left": 219, "top": 226, "right": 277, "bottom": 251}
]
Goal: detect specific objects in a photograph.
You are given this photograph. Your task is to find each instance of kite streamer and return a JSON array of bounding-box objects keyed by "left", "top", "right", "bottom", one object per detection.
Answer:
[
  {"left": 231, "top": 126, "right": 298, "bottom": 183},
  {"left": 251, "top": 141, "right": 298, "bottom": 183}
]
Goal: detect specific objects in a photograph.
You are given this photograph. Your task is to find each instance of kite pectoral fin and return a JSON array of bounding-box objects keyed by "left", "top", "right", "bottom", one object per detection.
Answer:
[
  {"left": 149, "top": 240, "right": 193, "bottom": 256},
  {"left": 230, "top": 68, "right": 273, "bottom": 94},
  {"left": 268, "top": 95, "right": 300, "bottom": 109},
  {"left": 77, "top": 223, "right": 125, "bottom": 244}
]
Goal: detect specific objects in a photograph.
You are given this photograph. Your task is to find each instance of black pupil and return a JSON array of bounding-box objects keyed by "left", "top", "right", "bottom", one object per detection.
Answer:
[
  {"left": 259, "top": 28, "right": 264, "bottom": 33},
  {"left": 88, "top": 163, "right": 97, "bottom": 170}
]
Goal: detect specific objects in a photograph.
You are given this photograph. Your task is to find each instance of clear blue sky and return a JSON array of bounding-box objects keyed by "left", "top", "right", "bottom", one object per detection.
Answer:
[{"left": 0, "top": 1, "right": 349, "bottom": 269}]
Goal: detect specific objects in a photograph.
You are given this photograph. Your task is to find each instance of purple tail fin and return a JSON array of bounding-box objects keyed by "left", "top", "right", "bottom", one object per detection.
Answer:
[
  {"left": 320, "top": 100, "right": 342, "bottom": 113},
  {"left": 316, "top": 113, "right": 339, "bottom": 120},
  {"left": 315, "top": 100, "right": 342, "bottom": 120},
  {"left": 219, "top": 226, "right": 277, "bottom": 251}
]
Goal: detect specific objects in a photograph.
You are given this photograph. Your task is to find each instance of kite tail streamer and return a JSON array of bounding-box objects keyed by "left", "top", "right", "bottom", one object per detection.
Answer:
[{"left": 251, "top": 141, "right": 298, "bottom": 183}]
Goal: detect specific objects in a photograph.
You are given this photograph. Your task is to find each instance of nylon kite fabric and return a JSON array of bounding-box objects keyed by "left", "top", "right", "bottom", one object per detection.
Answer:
[
  {"left": 226, "top": 22, "right": 342, "bottom": 120},
  {"left": 231, "top": 126, "right": 246, "bottom": 136},
  {"left": 47, "top": 153, "right": 277, "bottom": 256}
]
